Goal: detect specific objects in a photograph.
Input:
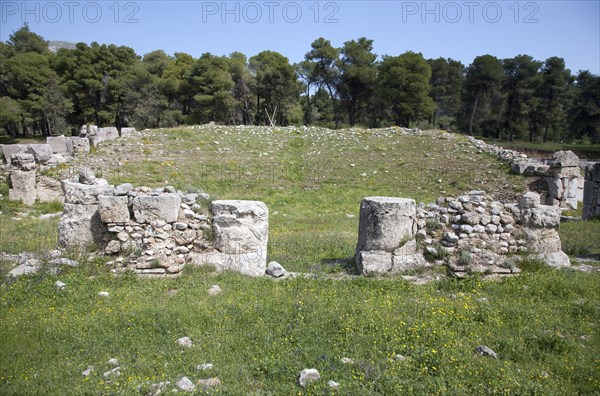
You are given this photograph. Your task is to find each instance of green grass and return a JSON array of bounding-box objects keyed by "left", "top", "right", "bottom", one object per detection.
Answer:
[
  {"left": 0, "top": 264, "right": 598, "bottom": 394},
  {"left": 560, "top": 218, "right": 600, "bottom": 257},
  {"left": 1, "top": 125, "right": 599, "bottom": 394},
  {"left": 74, "top": 126, "right": 526, "bottom": 272}
]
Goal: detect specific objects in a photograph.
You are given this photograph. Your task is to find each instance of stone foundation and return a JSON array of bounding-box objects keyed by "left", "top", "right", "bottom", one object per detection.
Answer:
[
  {"left": 57, "top": 169, "right": 268, "bottom": 277},
  {"left": 355, "top": 191, "right": 570, "bottom": 277}
]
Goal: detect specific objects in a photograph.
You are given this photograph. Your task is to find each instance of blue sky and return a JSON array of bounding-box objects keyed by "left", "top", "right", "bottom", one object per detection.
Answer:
[{"left": 1, "top": 0, "right": 598, "bottom": 73}]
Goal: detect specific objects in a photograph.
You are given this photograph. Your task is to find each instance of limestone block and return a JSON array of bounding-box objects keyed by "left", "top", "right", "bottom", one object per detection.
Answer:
[
  {"left": 120, "top": 127, "right": 135, "bottom": 137},
  {"left": 70, "top": 137, "right": 90, "bottom": 155},
  {"left": 1, "top": 144, "right": 28, "bottom": 164},
  {"left": 9, "top": 169, "right": 37, "bottom": 205},
  {"left": 10, "top": 153, "right": 36, "bottom": 171},
  {"left": 58, "top": 215, "right": 106, "bottom": 250},
  {"left": 355, "top": 197, "right": 416, "bottom": 253},
  {"left": 356, "top": 251, "right": 393, "bottom": 275},
  {"left": 98, "top": 195, "right": 130, "bottom": 223},
  {"left": 37, "top": 176, "right": 64, "bottom": 203},
  {"left": 46, "top": 135, "right": 72, "bottom": 156},
  {"left": 62, "top": 181, "right": 114, "bottom": 205},
  {"left": 189, "top": 249, "right": 267, "bottom": 277},
  {"left": 133, "top": 194, "right": 181, "bottom": 223},
  {"left": 211, "top": 200, "right": 269, "bottom": 254},
  {"left": 25, "top": 144, "right": 54, "bottom": 164},
  {"left": 519, "top": 192, "right": 541, "bottom": 209}
]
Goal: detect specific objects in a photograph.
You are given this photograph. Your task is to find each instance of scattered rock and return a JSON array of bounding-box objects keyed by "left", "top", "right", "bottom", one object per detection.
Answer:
[
  {"left": 176, "top": 376, "right": 195, "bottom": 392},
  {"left": 328, "top": 380, "right": 340, "bottom": 389},
  {"left": 81, "top": 366, "right": 94, "bottom": 377},
  {"left": 208, "top": 285, "right": 222, "bottom": 296},
  {"left": 340, "top": 357, "right": 354, "bottom": 365},
  {"left": 107, "top": 358, "right": 119, "bottom": 366},
  {"left": 54, "top": 280, "right": 66, "bottom": 290},
  {"left": 177, "top": 336, "right": 193, "bottom": 348},
  {"left": 103, "top": 366, "right": 121, "bottom": 378},
  {"left": 98, "top": 291, "right": 110, "bottom": 297},
  {"left": 197, "top": 377, "right": 221, "bottom": 389},
  {"left": 475, "top": 345, "right": 498, "bottom": 359},
  {"left": 196, "top": 363, "right": 213, "bottom": 371},
  {"left": 298, "top": 368, "right": 320, "bottom": 388},
  {"left": 266, "top": 261, "right": 286, "bottom": 278}
]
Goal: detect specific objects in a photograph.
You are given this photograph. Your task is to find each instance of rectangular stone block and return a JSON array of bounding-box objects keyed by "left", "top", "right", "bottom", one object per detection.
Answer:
[
  {"left": 69, "top": 137, "right": 90, "bottom": 155},
  {"left": 120, "top": 127, "right": 135, "bottom": 137},
  {"left": 356, "top": 251, "right": 393, "bottom": 275},
  {"left": 212, "top": 200, "right": 269, "bottom": 254},
  {"left": 98, "top": 195, "right": 130, "bottom": 223},
  {"left": 46, "top": 135, "right": 72, "bottom": 156},
  {"left": 62, "top": 181, "right": 114, "bottom": 205},
  {"left": 189, "top": 250, "right": 267, "bottom": 277},
  {"left": 8, "top": 169, "right": 37, "bottom": 205},
  {"left": 1, "top": 144, "right": 28, "bottom": 165},
  {"left": 133, "top": 194, "right": 181, "bottom": 223}
]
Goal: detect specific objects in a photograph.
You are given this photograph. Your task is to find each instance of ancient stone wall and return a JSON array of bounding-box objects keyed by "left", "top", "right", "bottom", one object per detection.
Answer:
[
  {"left": 2, "top": 125, "right": 135, "bottom": 205},
  {"left": 355, "top": 191, "right": 570, "bottom": 277},
  {"left": 57, "top": 169, "right": 268, "bottom": 277},
  {"left": 583, "top": 162, "right": 600, "bottom": 220}
]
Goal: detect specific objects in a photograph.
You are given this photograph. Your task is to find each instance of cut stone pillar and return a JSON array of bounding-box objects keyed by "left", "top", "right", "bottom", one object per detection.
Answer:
[
  {"left": 190, "top": 200, "right": 268, "bottom": 276},
  {"left": 355, "top": 197, "right": 424, "bottom": 275}
]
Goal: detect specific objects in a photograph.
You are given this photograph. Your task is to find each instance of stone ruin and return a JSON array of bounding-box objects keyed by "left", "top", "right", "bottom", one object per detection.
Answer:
[
  {"left": 583, "top": 162, "right": 600, "bottom": 220},
  {"left": 7, "top": 153, "right": 63, "bottom": 205},
  {"left": 1, "top": 125, "right": 136, "bottom": 205},
  {"left": 57, "top": 169, "right": 268, "bottom": 277},
  {"left": 355, "top": 190, "right": 570, "bottom": 277},
  {"left": 468, "top": 136, "right": 584, "bottom": 211}
]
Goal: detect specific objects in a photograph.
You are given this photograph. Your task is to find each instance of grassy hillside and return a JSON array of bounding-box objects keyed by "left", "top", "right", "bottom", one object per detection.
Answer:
[{"left": 1, "top": 126, "right": 598, "bottom": 394}]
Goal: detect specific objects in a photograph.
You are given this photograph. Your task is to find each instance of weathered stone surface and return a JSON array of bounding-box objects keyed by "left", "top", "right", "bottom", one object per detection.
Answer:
[
  {"left": 212, "top": 200, "right": 269, "bottom": 254},
  {"left": 120, "top": 127, "right": 135, "bottom": 137},
  {"left": 105, "top": 240, "right": 121, "bottom": 254},
  {"left": 37, "top": 176, "right": 63, "bottom": 203},
  {"left": 114, "top": 183, "right": 133, "bottom": 196},
  {"left": 98, "top": 195, "right": 130, "bottom": 223},
  {"left": 133, "top": 194, "right": 181, "bottom": 223},
  {"left": 58, "top": 213, "right": 106, "bottom": 250},
  {"left": 298, "top": 369, "right": 320, "bottom": 388},
  {"left": 355, "top": 197, "right": 416, "bottom": 253},
  {"left": 190, "top": 250, "right": 267, "bottom": 277},
  {"left": 70, "top": 137, "right": 90, "bottom": 155},
  {"left": 582, "top": 163, "right": 600, "bottom": 220},
  {"left": 475, "top": 345, "right": 498, "bottom": 359},
  {"left": 63, "top": 181, "right": 114, "bottom": 205},
  {"left": 9, "top": 169, "right": 37, "bottom": 205},
  {"left": 550, "top": 150, "right": 579, "bottom": 168},
  {"left": 1, "top": 144, "right": 28, "bottom": 165},
  {"left": 356, "top": 251, "right": 393, "bottom": 274},
  {"left": 46, "top": 135, "right": 72, "bottom": 156},
  {"left": 176, "top": 377, "right": 195, "bottom": 392},
  {"left": 519, "top": 192, "right": 541, "bottom": 209},
  {"left": 266, "top": 261, "right": 286, "bottom": 277},
  {"left": 25, "top": 144, "right": 54, "bottom": 164},
  {"left": 10, "top": 153, "right": 36, "bottom": 171},
  {"left": 79, "top": 124, "right": 98, "bottom": 137}
]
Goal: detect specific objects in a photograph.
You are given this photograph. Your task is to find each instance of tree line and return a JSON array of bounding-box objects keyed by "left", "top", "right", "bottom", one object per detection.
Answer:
[{"left": 1, "top": 25, "right": 598, "bottom": 143}]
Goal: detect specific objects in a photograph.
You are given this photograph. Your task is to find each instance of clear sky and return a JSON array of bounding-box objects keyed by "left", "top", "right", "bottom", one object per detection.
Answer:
[{"left": 1, "top": 0, "right": 599, "bottom": 74}]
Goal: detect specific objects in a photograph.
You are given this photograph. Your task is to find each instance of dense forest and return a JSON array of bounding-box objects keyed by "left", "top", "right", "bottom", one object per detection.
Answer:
[{"left": 0, "top": 25, "right": 598, "bottom": 143}]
